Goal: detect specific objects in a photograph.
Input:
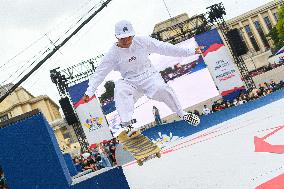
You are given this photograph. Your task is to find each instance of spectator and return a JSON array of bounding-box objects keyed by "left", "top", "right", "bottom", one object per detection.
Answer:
[
  {"left": 93, "top": 153, "right": 103, "bottom": 170},
  {"left": 242, "top": 92, "right": 249, "bottom": 102},
  {"left": 82, "top": 156, "right": 97, "bottom": 172},
  {"left": 109, "top": 145, "right": 117, "bottom": 166},
  {"left": 212, "top": 101, "right": 219, "bottom": 112},
  {"left": 193, "top": 110, "right": 200, "bottom": 116},
  {"left": 73, "top": 157, "right": 83, "bottom": 172},
  {"left": 98, "top": 143, "right": 112, "bottom": 168},
  {"left": 91, "top": 148, "right": 99, "bottom": 157},
  {"left": 279, "top": 80, "right": 284, "bottom": 88},
  {"left": 152, "top": 106, "right": 162, "bottom": 125},
  {"left": 279, "top": 56, "right": 284, "bottom": 64},
  {"left": 0, "top": 166, "right": 8, "bottom": 189},
  {"left": 269, "top": 80, "right": 277, "bottom": 91},
  {"left": 232, "top": 99, "right": 238, "bottom": 106},
  {"left": 249, "top": 88, "right": 259, "bottom": 100},
  {"left": 202, "top": 105, "right": 211, "bottom": 115},
  {"left": 219, "top": 100, "right": 226, "bottom": 110},
  {"left": 264, "top": 82, "right": 272, "bottom": 94},
  {"left": 258, "top": 84, "right": 266, "bottom": 96},
  {"left": 225, "top": 101, "right": 232, "bottom": 108},
  {"left": 237, "top": 97, "right": 246, "bottom": 105}
]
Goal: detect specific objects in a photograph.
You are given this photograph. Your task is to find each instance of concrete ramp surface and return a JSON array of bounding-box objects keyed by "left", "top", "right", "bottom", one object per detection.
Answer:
[{"left": 122, "top": 91, "right": 284, "bottom": 189}]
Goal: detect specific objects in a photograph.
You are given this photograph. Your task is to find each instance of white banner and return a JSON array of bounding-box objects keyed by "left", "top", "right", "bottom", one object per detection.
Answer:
[
  {"left": 73, "top": 96, "right": 113, "bottom": 144},
  {"left": 203, "top": 44, "right": 244, "bottom": 96},
  {"left": 194, "top": 29, "right": 245, "bottom": 97}
]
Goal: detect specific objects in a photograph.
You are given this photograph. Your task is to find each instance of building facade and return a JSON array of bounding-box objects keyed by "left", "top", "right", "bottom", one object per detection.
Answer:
[
  {"left": 152, "top": 1, "right": 283, "bottom": 71},
  {"left": 152, "top": 13, "right": 209, "bottom": 44},
  {"left": 149, "top": 1, "right": 284, "bottom": 124},
  {"left": 0, "top": 84, "right": 61, "bottom": 122},
  {"left": 226, "top": 0, "right": 284, "bottom": 70},
  {"left": 0, "top": 84, "right": 79, "bottom": 153},
  {"left": 50, "top": 119, "right": 81, "bottom": 154}
]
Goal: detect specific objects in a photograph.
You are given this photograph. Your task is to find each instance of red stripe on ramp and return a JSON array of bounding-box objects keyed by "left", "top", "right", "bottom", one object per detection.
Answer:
[
  {"left": 254, "top": 125, "right": 284, "bottom": 154},
  {"left": 255, "top": 173, "right": 284, "bottom": 189},
  {"left": 161, "top": 149, "right": 175, "bottom": 154}
]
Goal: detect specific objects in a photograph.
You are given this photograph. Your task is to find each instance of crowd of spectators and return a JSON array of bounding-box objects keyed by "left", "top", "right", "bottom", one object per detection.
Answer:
[
  {"left": 100, "top": 97, "right": 114, "bottom": 106},
  {"left": 0, "top": 166, "right": 8, "bottom": 189},
  {"left": 72, "top": 138, "right": 118, "bottom": 173},
  {"left": 248, "top": 62, "right": 283, "bottom": 77},
  {"left": 195, "top": 80, "right": 284, "bottom": 116},
  {"left": 160, "top": 62, "right": 198, "bottom": 83}
]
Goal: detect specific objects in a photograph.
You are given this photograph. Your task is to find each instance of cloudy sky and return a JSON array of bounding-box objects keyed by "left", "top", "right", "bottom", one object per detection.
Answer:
[{"left": 0, "top": 0, "right": 273, "bottom": 103}]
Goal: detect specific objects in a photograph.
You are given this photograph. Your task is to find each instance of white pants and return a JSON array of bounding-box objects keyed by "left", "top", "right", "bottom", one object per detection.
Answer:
[{"left": 114, "top": 72, "right": 185, "bottom": 123}]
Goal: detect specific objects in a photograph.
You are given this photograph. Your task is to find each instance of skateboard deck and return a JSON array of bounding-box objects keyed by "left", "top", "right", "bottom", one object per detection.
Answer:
[{"left": 117, "top": 130, "right": 161, "bottom": 166}]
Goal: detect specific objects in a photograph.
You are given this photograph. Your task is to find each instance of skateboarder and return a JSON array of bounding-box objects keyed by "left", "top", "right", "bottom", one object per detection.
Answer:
[{"left": 83, "top": 20, "right": 201, "bottom": 136}]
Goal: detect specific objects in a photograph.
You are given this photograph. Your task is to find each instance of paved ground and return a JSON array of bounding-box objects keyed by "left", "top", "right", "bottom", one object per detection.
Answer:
[{"left": 122, "top": 96, "right": 284, "bottom": 189}]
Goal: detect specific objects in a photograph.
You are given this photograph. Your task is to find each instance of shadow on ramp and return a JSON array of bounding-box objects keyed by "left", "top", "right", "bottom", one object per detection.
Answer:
[{"left": 115, "top": 143, "right": 135, "bottom": 166}]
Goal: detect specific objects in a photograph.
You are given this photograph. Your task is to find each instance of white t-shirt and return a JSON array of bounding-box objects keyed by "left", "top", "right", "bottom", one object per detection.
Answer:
[
  {"left": 202, "top": 107, "right": 211, "bottom": 115},
  {"left": 85, "top": 36, "right": 196, "bottom": 97}
]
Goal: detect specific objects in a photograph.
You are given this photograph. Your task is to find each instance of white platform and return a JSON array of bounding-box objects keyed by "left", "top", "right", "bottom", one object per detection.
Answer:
[{"left": 122, "top": 97, "right": 284, "bottom": 189}]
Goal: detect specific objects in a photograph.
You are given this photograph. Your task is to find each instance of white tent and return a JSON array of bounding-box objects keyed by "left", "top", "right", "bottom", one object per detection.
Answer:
[{"left": 268, "top": 49, "right": 284, "bottom": 64}]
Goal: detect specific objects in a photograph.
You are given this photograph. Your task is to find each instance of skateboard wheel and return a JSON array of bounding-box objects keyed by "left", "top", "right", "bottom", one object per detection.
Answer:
[
  {"left": 129, "top": 132, "right": 136, "bottom": 137},
  {"left": 128, "top": 131, "right": 137, "bottom": 138},
  {"left": 137, "top": 160, "right": 143, "bottom": 166},
  {"left": 156, "top": 152, "right": 161, "bottom": 158}
]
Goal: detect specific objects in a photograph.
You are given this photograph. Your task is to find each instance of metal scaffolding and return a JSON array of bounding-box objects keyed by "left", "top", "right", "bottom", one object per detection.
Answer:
[
  {"left": 206, "top": 3, "right": 256, "bottom": 89},
  {"left": 151, "top": 14, "right": 211, "bottom": 44},
  {"left": 50, "top": 55, "right": 103, "bottom": 150}
]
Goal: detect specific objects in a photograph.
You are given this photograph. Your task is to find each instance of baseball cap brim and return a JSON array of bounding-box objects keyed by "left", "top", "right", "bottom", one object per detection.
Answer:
[{"left": 115, "top": 32, "right": 135, "bottom": 39}]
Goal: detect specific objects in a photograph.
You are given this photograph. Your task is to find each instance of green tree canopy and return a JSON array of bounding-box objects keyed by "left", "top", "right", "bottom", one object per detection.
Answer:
[
  {"left": 267, "top": 4, "right": 284, "bottom": 53},
  {"left": 99, "top": 80, "right": 115, "bottom": 103},
  {"left": 276, "top": 4, "right": 284, "bottom": 42},
  {"left": 267, "top": 27, "right": 282, "bottom": 52}
]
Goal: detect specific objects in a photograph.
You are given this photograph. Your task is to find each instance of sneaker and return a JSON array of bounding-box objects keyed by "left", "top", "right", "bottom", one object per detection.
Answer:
[
  {"left": 183, "top": 113, "right": 200, "bottom": 126},
  {"left": 124, "top": 125, "right": 139, "bottom": 137},
  {"left": 120, "top": 121, "right": 139, "bottom": 137}
]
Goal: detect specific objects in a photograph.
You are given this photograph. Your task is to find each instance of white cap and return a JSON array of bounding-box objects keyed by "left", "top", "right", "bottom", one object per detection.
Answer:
[{"left": 115, "top": 20, "right": 135, "bottom": 39}]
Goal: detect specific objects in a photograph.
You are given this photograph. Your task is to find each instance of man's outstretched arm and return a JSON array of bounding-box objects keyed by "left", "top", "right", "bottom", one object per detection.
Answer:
[
  {"left": 84, "top": 57, "right": 114, "bottom": 101},
  {"left": 141, "top": 36, "right": 202, "bottom": 57}
]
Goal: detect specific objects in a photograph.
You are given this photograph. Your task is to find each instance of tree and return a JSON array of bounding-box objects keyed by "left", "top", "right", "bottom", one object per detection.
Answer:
[
  {"left": 164, "top": 67, "right": 174, "bottom": 74},
  {"left": 268, "top": 4, "right": 284, "bottom": 53},
  {"left": 99, "top": 80, "right": 115, "bottom": 103},
  {"left": 267, "top": 27, "right": 282, "bottom": 53},
  {"left": 276, "top": 4, "right": 284, "bottom": 42}
]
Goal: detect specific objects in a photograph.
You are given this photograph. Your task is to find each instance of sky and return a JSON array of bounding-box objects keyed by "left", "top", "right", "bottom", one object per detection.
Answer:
[{"left": 0, "top": 0, "right": 274, "bottom": 104}]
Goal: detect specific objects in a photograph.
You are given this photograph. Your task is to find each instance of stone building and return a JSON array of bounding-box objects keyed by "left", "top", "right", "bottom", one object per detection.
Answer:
[
  {"left": 152, "top": 0, "right": 283, "bottom": 71},
  {"left": 226, "top": 0, "right": 284, "bottom": 70},
  {"left": 0, "top": 83, "right": 61, "bottom": 122},
  {"left": 150, "top": 0, "right": 284, "bottom": 124},
  {"left": 0, "top": 83, "right": 79, "bottom": 153}
]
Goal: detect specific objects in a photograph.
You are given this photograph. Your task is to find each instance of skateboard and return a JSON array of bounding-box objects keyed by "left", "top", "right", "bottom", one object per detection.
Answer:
[{"left": 117, "top": 130, "right": 161, "bottom": 166}]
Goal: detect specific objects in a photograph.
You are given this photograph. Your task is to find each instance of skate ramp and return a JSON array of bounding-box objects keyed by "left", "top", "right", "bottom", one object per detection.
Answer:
[
  {"left": 0, "top": 110, "right": 130, "bottom": 189},
  {"left": 115, "top": 143, "right": 135, "bottom": 166},
  {"left": 122, "top": 88, "right": 284, "bottom": 188},
  {"left": 142, "top": 88, "right": 284, "bottom": 142}
]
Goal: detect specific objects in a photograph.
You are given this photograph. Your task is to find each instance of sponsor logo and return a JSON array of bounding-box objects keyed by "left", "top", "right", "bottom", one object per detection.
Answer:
[
  {"left": 123, "top": 26, "right": 128, "bottom": 32},
  {"left": 151, "top": 132, "right": 182, "bottom": 148},
  {"left": 83, "top": 114, "right": 104, "bottom": 131},
  {"left": 128, "top": 56, "right": 136, "bottom": 62}
]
